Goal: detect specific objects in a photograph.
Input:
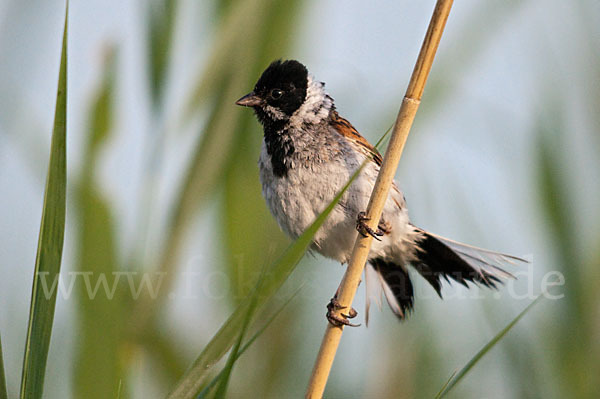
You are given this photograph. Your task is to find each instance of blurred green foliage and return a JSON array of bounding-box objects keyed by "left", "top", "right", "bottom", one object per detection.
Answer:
[
  {"left": 436, "top": 297, "right": 542, "bottom": 398},
  {"left": 74, "top": 47, "right": 127, "bottom": 399},
  {"left": 536, "top": 106, "right": 600, "bottom": 399},
  {"left": 1, "top": 0, "right": 599, "bottom": 398}
]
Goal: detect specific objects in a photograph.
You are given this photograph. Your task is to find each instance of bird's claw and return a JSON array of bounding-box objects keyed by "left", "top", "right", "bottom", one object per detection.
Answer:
[
  {"left": 356, "top": 211, "right": 384, "bottom": 241},
  {"left": 326, "top": 297, "right": 360, "bottom": 327}
]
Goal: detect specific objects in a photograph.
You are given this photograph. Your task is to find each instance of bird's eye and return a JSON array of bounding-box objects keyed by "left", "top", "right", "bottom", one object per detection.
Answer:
[{"left": 270, "top": 89, "right": 283, "bottom": 99}]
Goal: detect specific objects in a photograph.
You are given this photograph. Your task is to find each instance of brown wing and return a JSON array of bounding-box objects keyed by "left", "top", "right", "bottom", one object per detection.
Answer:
[{"left": 330, "top": 110, "right": 382, "bottom": 165}]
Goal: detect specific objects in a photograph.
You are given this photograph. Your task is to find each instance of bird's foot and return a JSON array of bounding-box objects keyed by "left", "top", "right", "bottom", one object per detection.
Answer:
[
  {"left": 326, "top": 296, "right": 360, "bottom": 327},
  {"left": 356, "top": 211, "right": 384, "bottom": 241}
]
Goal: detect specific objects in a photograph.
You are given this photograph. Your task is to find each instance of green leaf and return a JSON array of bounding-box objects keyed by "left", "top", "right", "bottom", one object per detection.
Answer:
[
  {"left": 197, "top": 286, "right": 302, "bottom": 398},
  {"left": 73, "top": 178, "right": 124, "bottom": 397},
  {"left": 166, "top": 161, "right": 367, "bottom": 399},
  {"left": 73, "top": 46, "right": 126, "bottom": 399},
  {"left": 220, "top": 0, "right": 305, "bottom": 305},
  {"left": 215, "top": 3, "right": 307, "bottom": 394},
  {"left": 87, "top": 47, "right": 117, "bottom": 153},
  {"left": 222, "top": 122, "right": 288, "bottom": 301},
  {"left": 436, "top": 296, "right": 543, "bottom": 398},
  {"left": 0, "top": 333, "right": 7, "bottom": 399},
  {"left": 436, "top": 370, "right": 456, "bottom": 398},
  {"left": 19, "top": 5, "right": 68, "bottom": 399},
  {"left": 138, "top": 328, "right": 189, "bottom": 389},
  {"left": 535, "top": 106, "right": 599, "bottom": 397},
  {"left": 130, "top": 0, "right": 305, "bottom": 335},
  {"left": 210, "top": 267, "right": 266, "bottom": 399},
  {"left": 148, "top": 0, "right": 177, "bottom": 103},
  {"left": 180, "top": 0, "right": 275, "bottom": 123},
  {"left": 130, "top": 76, "right": 249, "bottom": 332}
]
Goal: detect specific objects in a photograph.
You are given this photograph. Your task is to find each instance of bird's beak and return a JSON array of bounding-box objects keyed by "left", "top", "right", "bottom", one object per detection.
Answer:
[{"left": 235, "top": 92, "right": 262, "bottom": 107}]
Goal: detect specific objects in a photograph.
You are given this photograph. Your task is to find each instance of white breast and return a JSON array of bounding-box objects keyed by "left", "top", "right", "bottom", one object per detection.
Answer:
[{"left": 258, "top": 137, "right": 419, "bottom": 265}]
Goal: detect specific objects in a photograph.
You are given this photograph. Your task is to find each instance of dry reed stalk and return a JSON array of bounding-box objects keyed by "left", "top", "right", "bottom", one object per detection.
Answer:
[{"left": 305, "top": 1, "right": 454, "bottom": 397}]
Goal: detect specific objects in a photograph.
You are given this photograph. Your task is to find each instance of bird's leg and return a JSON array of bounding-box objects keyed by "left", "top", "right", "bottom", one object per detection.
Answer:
[
  {"left": 356, "top": 211, "right": 385, "bottom": 241},
  {"left": 326, "top": 287, "right": 360, "bottom": 327}
]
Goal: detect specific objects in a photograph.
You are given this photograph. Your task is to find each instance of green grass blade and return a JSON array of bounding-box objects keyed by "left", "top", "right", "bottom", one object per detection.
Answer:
[
  {"left": 0, "top": 334, "right": 7, "bottom": 399},
  {"left": 19, "top": 5, "right": 68, "bottom": 398},
  {"left": 435, "top": 370, "right": 456, "bottom": 398},
  {"left": 73, "top": 48, "right": 126, "bottom": 399},
  {"left": 374, "top": 123, "right": 394, "bottom": 150},
  {"left": 167, "top": 161, "right": 367, "bottom": 399},
  {"left": 139, "top": 330, "right": 188, "bottom": 389},
  {"left": 222, "top": 122, "right": 289, "bottom": 302},
  {"left": 148, "top": 0, "right": 177, "bottom": 103},
  {"left": 131, "top": 0, "right": 305, "bottom": 337},
  {"left": 232, "top": 286, "right": 303, "bottom": 371},
  {"left": 535, "top": 106, "right": 599, "bottom": 397},
  {"left": 180, "top": 0, "right": 276, "bottom": 123},
  {"left": 210, "top": 269, "right": 265, "bottom": 399},
  {"left": 130, "top": 80, "right": 248, "bottom": 333},
  {"left": 197, "top": 286, "right": 302, "bottom": 398},
  {"left": 220, "top": 0, "right": 305, "bottom": 305},
  {"left": 132, "top": 0, "right": 273, "bottom": 324},
  {"left": 436, "top": 296, "right": 543, "bottom": 398}
]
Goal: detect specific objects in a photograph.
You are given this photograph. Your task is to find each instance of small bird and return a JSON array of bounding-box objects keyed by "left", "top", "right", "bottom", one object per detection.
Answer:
[{"left": 236, "top": 59, "right": 526, "bottom": 326}]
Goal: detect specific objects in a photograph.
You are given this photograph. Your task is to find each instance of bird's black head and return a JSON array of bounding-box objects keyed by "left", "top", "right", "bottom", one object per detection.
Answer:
[{"left": 236, "top": 60, "right": 308, "bottom": 125}]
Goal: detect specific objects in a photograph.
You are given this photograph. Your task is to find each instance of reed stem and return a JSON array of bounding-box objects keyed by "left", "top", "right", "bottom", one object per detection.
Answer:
[{"left": 305, "top": 1, "right": 454, "bottom": 397}]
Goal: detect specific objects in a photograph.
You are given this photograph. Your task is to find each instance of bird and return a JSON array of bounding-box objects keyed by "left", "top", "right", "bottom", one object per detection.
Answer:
[{"left": 235, "top": 59, "right": 526, "bottom": 327}]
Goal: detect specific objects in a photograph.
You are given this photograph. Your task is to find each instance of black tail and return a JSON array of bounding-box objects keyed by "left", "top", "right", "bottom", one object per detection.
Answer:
[
  {"left": 367, "top": 230, "right": 521, "bottom": 322},
  {"left": 413, "top": 231, "right": 505, "bottom": 297},
  {"left": 369, "top": 258, "right": 414, "bottom": 320}
]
